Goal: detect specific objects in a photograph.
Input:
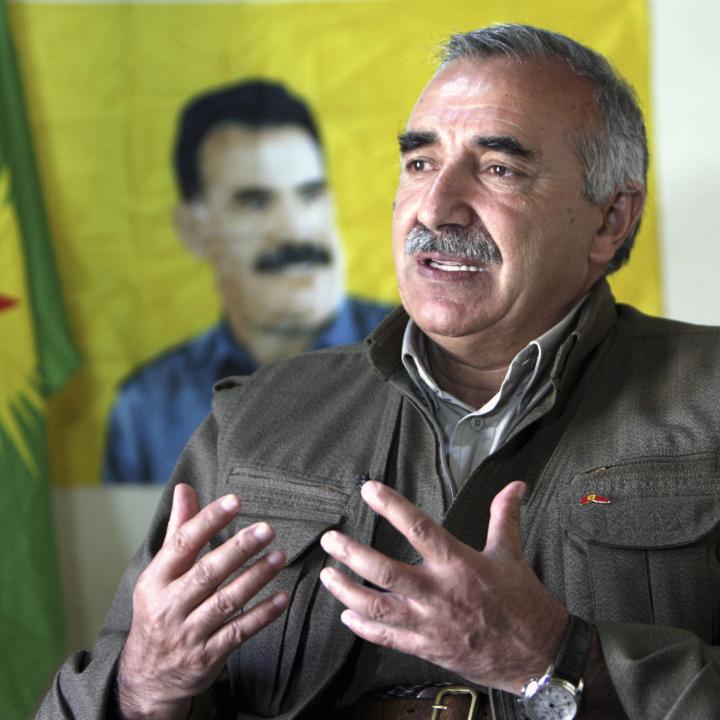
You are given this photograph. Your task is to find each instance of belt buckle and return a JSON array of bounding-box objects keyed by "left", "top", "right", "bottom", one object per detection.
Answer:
[{"left": 430, "top": 686, "right": 479, "bottom": 720}]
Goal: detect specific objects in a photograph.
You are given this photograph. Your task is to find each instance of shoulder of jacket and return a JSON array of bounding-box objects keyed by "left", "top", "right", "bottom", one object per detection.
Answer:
[
  {"left": 211, "top": 341, "right": 373, "bottom": 413},
  {"left": 616, "top": 304, "right": 720, "bottom": 340}
]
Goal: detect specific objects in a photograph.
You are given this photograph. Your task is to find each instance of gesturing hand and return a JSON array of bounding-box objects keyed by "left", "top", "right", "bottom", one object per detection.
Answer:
[
  {"left": 319, "top": 480, "right": 567, "bottom": 695},
  {"left": 116, "top": 483, "right": 289, "bottom": 720}
]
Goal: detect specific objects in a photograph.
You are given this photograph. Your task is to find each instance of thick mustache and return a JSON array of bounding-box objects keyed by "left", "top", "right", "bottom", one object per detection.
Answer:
[
  {"left": 405, "top": 224, "right": 502, "bottom": 264},
  {"left": 254, "top": 242, "right": 332, "bottom": 273}
]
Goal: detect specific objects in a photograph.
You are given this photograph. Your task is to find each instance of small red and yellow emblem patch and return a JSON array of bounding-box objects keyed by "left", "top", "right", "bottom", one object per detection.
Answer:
[{"left": 579, "top": 494, "right": 611, "bottom": 505}]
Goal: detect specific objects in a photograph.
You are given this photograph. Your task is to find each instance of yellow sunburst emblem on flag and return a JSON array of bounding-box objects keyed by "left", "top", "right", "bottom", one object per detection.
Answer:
[{"left": 0, "top": 166, "right": 42, "bottom": 475}]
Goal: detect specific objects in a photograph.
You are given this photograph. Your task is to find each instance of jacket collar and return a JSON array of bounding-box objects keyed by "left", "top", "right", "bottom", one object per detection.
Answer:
[
  {"left": 553, "top": 277, "right": 618, "bottom": 392},
  {"left": 365, "top": 278, "right": 619, "bottom": 392}
]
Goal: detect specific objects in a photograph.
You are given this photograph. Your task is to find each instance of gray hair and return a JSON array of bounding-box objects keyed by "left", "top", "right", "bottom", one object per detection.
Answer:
[{"left": 440, "top": 24, "right": 648, "bottom": 273}]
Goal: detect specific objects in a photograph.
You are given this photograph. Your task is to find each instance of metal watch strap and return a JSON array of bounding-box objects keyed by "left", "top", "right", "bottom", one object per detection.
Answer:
[{"left": 553, "top": 614, "right": 593, "bottom": 686}]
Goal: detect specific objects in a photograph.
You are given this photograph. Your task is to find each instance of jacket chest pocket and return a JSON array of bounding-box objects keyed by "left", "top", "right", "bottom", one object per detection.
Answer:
[
  {"left": 560, "top": 453, "right": 720, "bottom": 643},
  {"left": 222, "top": 466, "right": 354, "bottom": 715},
  {"left": 226, "top": 466, "right": 350, "bottom": 556}
]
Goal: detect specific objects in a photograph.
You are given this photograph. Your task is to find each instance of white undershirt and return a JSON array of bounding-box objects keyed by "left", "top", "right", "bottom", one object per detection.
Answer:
[{"left": 401, "top": 300, "right": 584, "bottom": 487}]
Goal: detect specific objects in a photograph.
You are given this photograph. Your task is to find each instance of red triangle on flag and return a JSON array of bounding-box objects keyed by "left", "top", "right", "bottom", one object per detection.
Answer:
[{"left": 0, "top": 295, "right": 19, "bottom": 312}]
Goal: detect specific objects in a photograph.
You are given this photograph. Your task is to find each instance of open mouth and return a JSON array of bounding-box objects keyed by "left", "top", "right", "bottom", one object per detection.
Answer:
[
  {"left": 424, "top": 258, "right": 487, "bottom": 273},
  {"left": 419, "top": 253, "right": 496, "bottom": 275}
]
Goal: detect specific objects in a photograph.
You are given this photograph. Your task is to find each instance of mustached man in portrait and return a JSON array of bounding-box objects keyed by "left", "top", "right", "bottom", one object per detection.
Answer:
[{"left": 103, "top": 80, "right": 392, "bottom": 484}]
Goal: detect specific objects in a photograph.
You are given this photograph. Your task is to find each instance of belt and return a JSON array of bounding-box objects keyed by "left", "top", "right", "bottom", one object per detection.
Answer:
[{"left": 330, "top": 686, "right": 491, "bottom": 720}]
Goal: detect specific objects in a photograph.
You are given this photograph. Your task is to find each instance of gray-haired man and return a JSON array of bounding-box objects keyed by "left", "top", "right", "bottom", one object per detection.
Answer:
[{"left": 40, "top": 24, "right": 720, "bottom": 720}]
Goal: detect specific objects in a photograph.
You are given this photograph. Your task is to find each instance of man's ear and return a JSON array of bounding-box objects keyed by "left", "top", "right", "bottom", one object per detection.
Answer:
[
  {"left": 173, "top": 201, "right": 210, "bottom": 258},
  {"left": 590, "top": 186, "right": 646, "bottom": 265}
]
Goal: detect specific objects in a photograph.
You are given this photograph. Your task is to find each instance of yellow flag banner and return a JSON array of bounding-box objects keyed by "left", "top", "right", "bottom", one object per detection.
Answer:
[{"left": 9, "top": 0, "right": 657, "bottom": 486}]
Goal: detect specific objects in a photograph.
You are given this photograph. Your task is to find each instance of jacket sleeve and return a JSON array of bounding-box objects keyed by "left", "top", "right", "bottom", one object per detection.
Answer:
[
  {"left": 36, "top": 411, "right": 222, "bottom": 720},
  {"left": 597, "top": 621, "right": 720, "bottom": 720}
]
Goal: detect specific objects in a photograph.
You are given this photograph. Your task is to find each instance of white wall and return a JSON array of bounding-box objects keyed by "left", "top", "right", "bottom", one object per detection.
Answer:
[
  {"left": 653, "top": 0, "right": 720, "bottom": 323},
  {"left": 53, "top": 486, "right": 162, "bottom": 651},
  {"left": 52, "top": 0, "right": 720, "bottom": 654}
]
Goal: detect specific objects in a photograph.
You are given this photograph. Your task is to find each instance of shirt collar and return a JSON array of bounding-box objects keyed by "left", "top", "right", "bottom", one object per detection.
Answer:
[{"left": 401, "top": 296, "right": 587, "bottom": 412}]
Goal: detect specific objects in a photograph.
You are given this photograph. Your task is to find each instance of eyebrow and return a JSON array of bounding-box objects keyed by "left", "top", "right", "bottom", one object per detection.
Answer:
[
  {"left": 398, "top": 130, "right": 536, "bottom": 161},
  {"left": 475, "top": 135, "right": 536, "bottom": 160},
  {"left": 398, "top": 130, "right": 437, "bottom": 154},
  {"left": 296, "top": 178, "right": 327, "bottom": 195},
  {"left": 234, "top": 188, "right": 273, "bottom": 203}
]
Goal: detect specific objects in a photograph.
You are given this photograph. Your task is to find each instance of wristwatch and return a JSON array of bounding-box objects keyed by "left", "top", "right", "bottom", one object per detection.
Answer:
[{"left": 521, "top": 614, "right": 593, "bottom": 720}]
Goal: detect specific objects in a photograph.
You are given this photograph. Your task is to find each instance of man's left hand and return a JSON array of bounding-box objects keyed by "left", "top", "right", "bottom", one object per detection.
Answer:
[{"left": 319, "top": 480, "right": 566, "bottom": 695}]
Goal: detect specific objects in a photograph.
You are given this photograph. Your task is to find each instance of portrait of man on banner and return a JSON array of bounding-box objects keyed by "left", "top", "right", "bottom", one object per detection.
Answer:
[{"left": 103, "top": 80, "right": 392, "bottom": 485}]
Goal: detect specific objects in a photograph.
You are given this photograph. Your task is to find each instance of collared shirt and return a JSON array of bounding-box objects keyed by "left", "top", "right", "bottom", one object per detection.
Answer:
[{"left": 401, "top": 301, "right": 584, "bottom": 489}]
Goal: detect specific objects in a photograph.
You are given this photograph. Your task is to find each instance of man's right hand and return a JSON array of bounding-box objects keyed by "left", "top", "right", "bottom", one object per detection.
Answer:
[{"left": 116, "top": 483, "right": 289, "bottom": 720}]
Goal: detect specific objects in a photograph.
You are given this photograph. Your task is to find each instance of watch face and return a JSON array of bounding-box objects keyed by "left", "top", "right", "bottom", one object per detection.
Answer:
[{"left": 524, "top": 680, "right": 579, "bottom": 720}]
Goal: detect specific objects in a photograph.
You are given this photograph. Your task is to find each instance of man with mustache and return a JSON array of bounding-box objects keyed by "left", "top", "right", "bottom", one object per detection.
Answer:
[
  {"left": 42, "top": 24, "right": 720, "bottom": 720},
  {"left": 103, "top": 80, "right": 392, "bottom": 484}
]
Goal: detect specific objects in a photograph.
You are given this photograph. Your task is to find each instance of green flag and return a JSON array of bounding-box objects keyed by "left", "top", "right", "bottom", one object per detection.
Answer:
[{"left": 0, "top": 1, "right": 80, "bottom": 716}]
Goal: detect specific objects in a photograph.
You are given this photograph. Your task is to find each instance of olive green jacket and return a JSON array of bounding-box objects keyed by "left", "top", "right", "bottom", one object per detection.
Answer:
[{"left": 38, "top": 280, "right": 720, "bottom": 719}]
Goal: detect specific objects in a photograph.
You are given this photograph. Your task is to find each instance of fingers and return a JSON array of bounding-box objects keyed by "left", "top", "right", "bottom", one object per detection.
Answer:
[
  {"left": 206, "top": 590, "right": 289, "bottom": 658},
  {"left": 360, "top": 480, "right": 526, "bottom": 561},
  {"left": 155, "top": 493, "right": 243, "bottom": 582},
  {"left": 359, "top": 481, "right": 455, "bottom": 563},
  {"left": 319, "top": 566, "right": 416, "bottom": 628},
  {"left": 163, "top": 484, "right": 201, "bottom": 545},
  {"left": 187, "top": 545, "right": 287, "bottom": 634},
  {"left": 484, "top": 481, "right": 526, "bottom": 556},
  {"left": 338, "top": 608, "right": 423, "bottom": 659},
  {"left": 320, "top": 529, "right": 424, "bottom": 597}
]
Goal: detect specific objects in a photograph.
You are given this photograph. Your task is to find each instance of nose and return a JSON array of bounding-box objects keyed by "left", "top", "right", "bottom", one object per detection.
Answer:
[
  {"left": 416, "top": 163, "right": 475, "bottom": 232},
  {"left": 269, "top": 194, "right": 306, "bottom": 241}
]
